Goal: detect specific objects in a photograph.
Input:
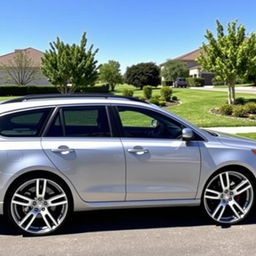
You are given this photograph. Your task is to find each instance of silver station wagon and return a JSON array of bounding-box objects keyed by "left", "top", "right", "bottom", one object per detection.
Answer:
[{"left": 0, "top": 94, "right": 255, "bottom": 235}]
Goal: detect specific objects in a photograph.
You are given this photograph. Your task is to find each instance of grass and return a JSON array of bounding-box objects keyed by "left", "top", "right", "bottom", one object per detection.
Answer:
[
  {"left": 236, "top": 133, "right": 256, "bottom": 140},
  {"left": 132, "top": 88, "right": 256, "bottom": 127}
]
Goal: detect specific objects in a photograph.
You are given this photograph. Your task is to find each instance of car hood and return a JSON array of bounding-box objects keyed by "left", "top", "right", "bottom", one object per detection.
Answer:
[{"left": 202, "top": 129, "right": 256, "bottom": 149}]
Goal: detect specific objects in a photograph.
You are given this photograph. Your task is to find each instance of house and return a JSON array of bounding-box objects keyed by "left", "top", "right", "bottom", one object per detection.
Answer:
[
  {"left": 0, "top": 47, "right": 50, "bottom": 85},
  {"left": 162, "top": 48, "right": 215, "bottom": 85}
]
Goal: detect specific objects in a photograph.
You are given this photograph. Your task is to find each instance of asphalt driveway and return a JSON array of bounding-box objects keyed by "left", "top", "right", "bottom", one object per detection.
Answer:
[{"left": 0, "top": 207, "right": 256, "bottom": 255}]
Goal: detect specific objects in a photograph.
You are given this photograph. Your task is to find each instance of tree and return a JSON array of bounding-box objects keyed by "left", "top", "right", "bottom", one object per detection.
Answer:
[
  {"left": 41, "top": 33, "right": 98, "bottom": 93},
  {"left": 197, "top": 20, "right": 255, "bottom": 104},
  {"left": 161, "top": 60, "right": 188, "bottom": 85},
  {"left": 244, "top": 33, "right": 256, "bottom": 86},
  {"left": 98, "top": 60, "right": 122, "bottom": 91},
  {"left": 1, "top": 51, "right": 39, "bottom": 85},
  {"left": 124, "top": 62, "right": 160, "bottom": 89}
]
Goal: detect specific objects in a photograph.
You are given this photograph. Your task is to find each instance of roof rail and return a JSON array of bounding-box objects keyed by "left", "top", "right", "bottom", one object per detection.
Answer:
[{"left": 1, "top": 93, "right": 148, "bottom": 104}]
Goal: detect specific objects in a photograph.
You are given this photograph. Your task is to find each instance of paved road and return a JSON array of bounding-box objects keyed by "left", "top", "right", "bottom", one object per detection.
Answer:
[{"left": 0, "top": 207, "right": 256, "bottom": 256}]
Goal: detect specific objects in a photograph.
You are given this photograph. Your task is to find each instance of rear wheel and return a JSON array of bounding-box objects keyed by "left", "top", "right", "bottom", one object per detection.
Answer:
[
  {"left": 203, "top": 170, "right": 254, "bottom": 224},
  {"left": 6, "top": 175, "right": 71, "bottom": 235}
]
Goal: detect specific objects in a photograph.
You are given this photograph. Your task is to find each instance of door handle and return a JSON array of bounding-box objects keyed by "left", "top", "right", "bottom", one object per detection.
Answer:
[
  {"left": 128, "top": 146, "right": 149, "bottom": 155},
  {"left": 51, "top": 146, "right": 75, "bottom": 155}
]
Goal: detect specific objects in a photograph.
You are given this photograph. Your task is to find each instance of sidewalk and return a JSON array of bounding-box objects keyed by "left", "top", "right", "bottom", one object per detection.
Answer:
[
  {"left": 205, "top": 126, "right": 256, "bottom": 134},
  {"left": 191, "top": 86, "right": 256, "bottom": 94}
]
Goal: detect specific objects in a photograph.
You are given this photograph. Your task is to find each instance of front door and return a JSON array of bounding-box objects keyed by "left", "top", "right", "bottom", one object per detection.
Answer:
[{"left": 116, "top": 105, "right": 201, "bottom": 201}]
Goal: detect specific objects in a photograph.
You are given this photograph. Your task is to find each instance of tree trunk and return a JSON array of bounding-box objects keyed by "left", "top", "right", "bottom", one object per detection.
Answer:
[{"left": 228, "top": 83, "right": 236, "bottom": 104}]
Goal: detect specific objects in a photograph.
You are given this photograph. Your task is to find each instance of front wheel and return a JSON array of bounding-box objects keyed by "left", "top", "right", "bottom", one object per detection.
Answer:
[
  {"left": 6, "top": 175, "right": 71, "bottom": 235},
  {"left": 203, "top": 170, "right": 254, "bottom": 224}
]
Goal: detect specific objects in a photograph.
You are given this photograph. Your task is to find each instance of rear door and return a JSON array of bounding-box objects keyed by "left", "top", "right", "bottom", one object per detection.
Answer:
[{"left": 41, "top": 105, "right": 126, "bottom": 202}]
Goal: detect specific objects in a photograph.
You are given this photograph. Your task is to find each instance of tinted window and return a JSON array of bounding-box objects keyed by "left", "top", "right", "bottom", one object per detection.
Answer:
[
  {"left": 0, "top": 108, "right": 52, "bottom": 137},
  {"left": 117, "top": 106, "right": 183, "bottom": 139},
  {"left": 47, "top": 106, "right": 111, "bottom": 137}
]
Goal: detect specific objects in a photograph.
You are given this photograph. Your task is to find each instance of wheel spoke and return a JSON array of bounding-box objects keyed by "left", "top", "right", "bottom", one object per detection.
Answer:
[
  {"left": 47, "top": 193, "right": 67, "bottom": 207},
  {"left": 232, "top": 200, "right": 245, "bottom": 215},
  {"left": 13, "top": 193, "right": 33, "bottom": 206},
  {"left": 225, "top": 172, "right": 230, "bottom": 189},
  {"left": 219, "top": 172, "right": 230, "bottom": 191},
  {"left": 19, "top": 210, "right": 34, "bottom": 226},
  {"left": 12, "top": 200, "right": 31, "bottom": 207},
  {"left": 217, "top": 204, "right": 226, "bottom": 221},
  {"left": 212, "top": 203, "right": 222, "bottom": 218},
  {"left": 41, "top": 212, "right": 52, "bottom": 230},
  {"left": 24, "top": 213, "right": 37, "bottom": 231},
  {"left": 205, "top": 189, "right": 221, "bottom": 200},
  {"left": 49, "top": 200, "right": 68, "bottom": 207},
  {"left": 36, "top": 179, "right": 47, "bottom": 198},
  {"left": 45, "top": 209, "right": 58, "bottom": 226},
  {"left": 233, "top": 180, "right": 251, "bottom": 196},
  {"left": 229, "top": 203, "right": 241, "bottom": 219}
]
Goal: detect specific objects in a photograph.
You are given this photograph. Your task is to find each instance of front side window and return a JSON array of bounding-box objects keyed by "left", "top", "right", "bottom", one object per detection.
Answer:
[
  {"left": 46, "top": 106, "right": 111, "bottom": 137},
  {"left": 117, "top": 106, "right": 183, "bottom": 139},
  {"left": 0, "top": 108, "right": 52, "bottom": 137}
]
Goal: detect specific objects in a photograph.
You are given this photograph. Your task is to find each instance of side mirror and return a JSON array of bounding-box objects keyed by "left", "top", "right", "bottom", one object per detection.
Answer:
[{"left": 182, "top": 128, "right": 194, "bottom": 141}]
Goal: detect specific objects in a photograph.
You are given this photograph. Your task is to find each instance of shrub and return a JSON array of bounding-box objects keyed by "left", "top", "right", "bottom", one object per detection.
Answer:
[
  {"left": 249, "top": 114, "right": 256, "bottom": 120},
  {"left": 143, "top": 86, "right": 153, "bottom": 99},
  {"left": 232, "top": 105, "right": 247, "bottom": 117},
  {"left": 172, "top": 95, "right": 178, "bottom": 101},
  {"left": 219, "top": 104, "right": 233, "bottom": 115},
  {"left": 149, "top": 95, "right": 161, "bottom": 106},
  {"left": 136, "top": 96, "right": 146, "bottom": 101},
  {"left": 149, "top": 97, "right": 160, "bottom": 105},
  {"left": 122, "top": 88, "right": 134, "bottom": 97},
  {"left": 115, "top": 84, "right": 135, "bottom": 92},
  {"left": 160, "top": 86, "right": 172, "bottom": 102},
  {"left": 186, "top": 77, "right": 205, "bottom": 87},
  {"left": 244, "top": 102, "right": 256, "bottom": 114},
  {"left": 0, "top": 85, "right": 58, "bottom": 96},
  {"left": 0, "top": 84, "right": 110, "bottom": 96},
  {"left": 234, "top": 97, "right": 245, "bottom": 105},
  {"left": 159, "top": 100, "right": 166, "bottom": 106}
]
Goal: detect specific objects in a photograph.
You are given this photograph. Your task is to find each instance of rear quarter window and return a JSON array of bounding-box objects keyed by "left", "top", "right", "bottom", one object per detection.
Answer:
[{"left": 0, "top": 108, "right": 52, "bottom": 137}]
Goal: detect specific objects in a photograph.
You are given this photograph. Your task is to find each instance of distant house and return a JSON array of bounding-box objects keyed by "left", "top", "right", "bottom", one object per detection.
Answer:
[
  {"left": 0, "top": 47, "right": 50, "bottom": 85},
  {"left": 162, "top": 48, "right": 215, "bottom": 85}
]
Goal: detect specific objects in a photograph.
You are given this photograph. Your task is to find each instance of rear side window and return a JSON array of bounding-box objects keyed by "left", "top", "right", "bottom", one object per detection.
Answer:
[
  {"left": 46, "top": 106, "right": 111, "bottom": 137},
  {"left": 0, "top": 108, "right": 52, "bottom": 137}
]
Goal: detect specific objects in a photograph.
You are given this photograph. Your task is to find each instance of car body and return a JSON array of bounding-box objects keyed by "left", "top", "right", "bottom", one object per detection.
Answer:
[
  {"left": 0, "top": 94, "right": 255, "bottom": 235},
  {"left": 173, "top": 77, "right": 187, "bottom": 88}
]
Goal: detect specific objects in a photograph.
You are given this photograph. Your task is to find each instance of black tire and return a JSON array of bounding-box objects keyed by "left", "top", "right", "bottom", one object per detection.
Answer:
[{"left": 5, "top": 173, "right": 72, "bottom": 235}]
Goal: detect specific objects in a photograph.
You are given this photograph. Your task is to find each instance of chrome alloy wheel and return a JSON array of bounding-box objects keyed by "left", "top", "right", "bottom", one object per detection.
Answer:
[
  {"left": 203, "top": 171, "right": 254, "bottom": 224},
  {"left": 10, "top": 178, "right": 69, "bottom": 234}
]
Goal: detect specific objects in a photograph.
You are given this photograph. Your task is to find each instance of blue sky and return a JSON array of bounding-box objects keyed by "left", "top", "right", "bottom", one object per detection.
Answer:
[{"left": 1, "top": 0, "right": 256, "bottom": 72}]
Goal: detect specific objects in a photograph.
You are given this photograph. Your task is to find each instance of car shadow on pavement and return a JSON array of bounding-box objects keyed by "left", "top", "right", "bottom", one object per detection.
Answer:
[{"left": 1, "top": 206, "right": 256, "bottom": 236}]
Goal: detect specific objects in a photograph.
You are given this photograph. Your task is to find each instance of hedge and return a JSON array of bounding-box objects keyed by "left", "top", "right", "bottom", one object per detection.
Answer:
[
  {"left": 0, "top": 85, "right": 109, "bottom": 96},
  {"left": 186, "top": 77, "right": 205, "bottom": 87}
]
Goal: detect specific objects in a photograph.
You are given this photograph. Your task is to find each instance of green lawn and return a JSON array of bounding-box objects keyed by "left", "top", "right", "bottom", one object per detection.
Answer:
[
  {"left": 236, "top": 133, "right": 256, "bottom": 140},
  {"left": 132, "top": 88, "right": 256, "bottom": 127}
]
